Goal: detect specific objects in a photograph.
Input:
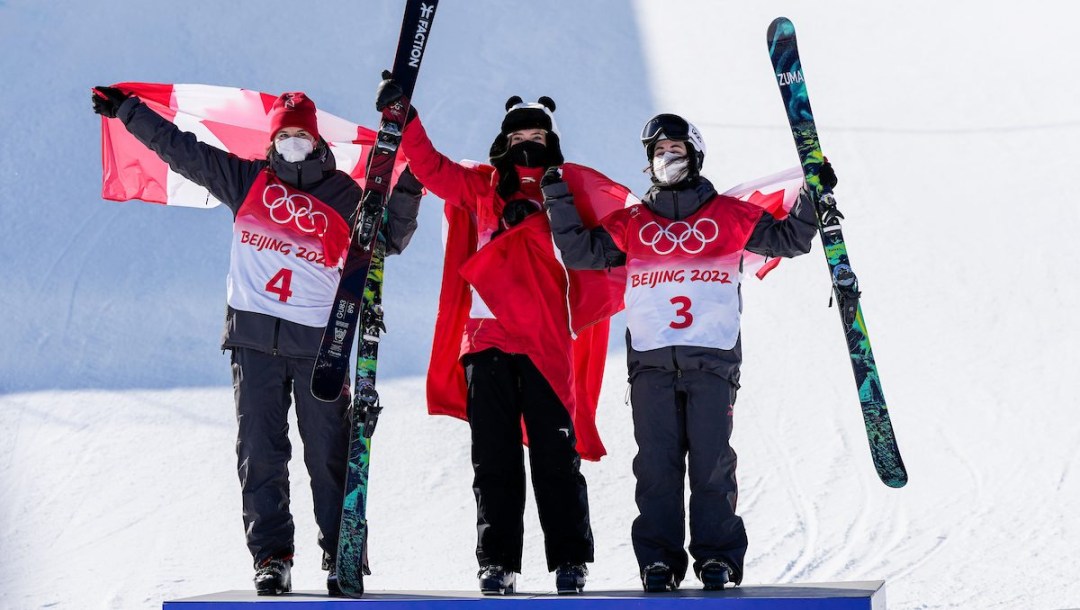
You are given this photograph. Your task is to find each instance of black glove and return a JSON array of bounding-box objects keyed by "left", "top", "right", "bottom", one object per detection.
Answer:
[
  {"left": 375, "top": 70, "right": 404, "bottom": 111},
  {"left": 501, "top": 198, "right": 541, "bottom": 228},
  {"left": 92, "top": 86, "right": 130, "bottom": 119},
  {"left": 540, "top": 166, "right": 564, "bottom": 189},
  {"left": 375, "top": 70, "right": 418, "bottom": 128},
  {"left": 375, "top": 70, "right": 417, "bottom": 126},
  {"left": 818, "top": 159, "right": 838, "bottom": 191}
]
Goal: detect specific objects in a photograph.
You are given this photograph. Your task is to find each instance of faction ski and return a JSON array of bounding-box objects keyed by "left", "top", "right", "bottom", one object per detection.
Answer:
[
  {"left": 766, "top": 17, "right": 907, "bottom": 488},
  {"left": 322, "top": 0, "right": 440, "bottom": 598},
  {"left": 312, "top": 0, "right": 437, "bottom": 402}
]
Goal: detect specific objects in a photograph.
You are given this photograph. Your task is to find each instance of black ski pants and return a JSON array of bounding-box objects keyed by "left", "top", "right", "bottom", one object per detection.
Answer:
[
  {"left": 231, "top": 347, "right": 349, "bottom": 567},
  {"left": 630, "top": 368, "right": 747, "bottom": 585},
  {"left": 462, "top": 348, "right": 594, "bottom": 572}
]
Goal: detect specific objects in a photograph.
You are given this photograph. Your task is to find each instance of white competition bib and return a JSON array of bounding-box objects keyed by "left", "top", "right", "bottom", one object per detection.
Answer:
[
  {"left": 602, "top": 197, "right": 762, "bottom": 352},
  {"left": 624, "top": 252, "right": 744, "bottom": 352},
  {"left": 226, "top": 171, "right": 350, "bottom": 328}
]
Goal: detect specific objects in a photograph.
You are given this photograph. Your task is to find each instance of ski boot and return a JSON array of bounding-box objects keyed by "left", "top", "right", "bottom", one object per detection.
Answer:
[
  {"left": 698, "top": 558, "right": 733, "bottom": 591},
  {"left": 555, "top": 563, "right": 587, "bottom": 594},
  {"left": 254, "top": 557, "right": 292, "bottom": 596},
  {"left": 478, "top": 565, "right": 516, "bottom": 595},
  {"left": 641, "top": 562, "right": 677, "bottom": 592},
  {"left": 325, "top": 558, "right": 343, "bottom": 597}
]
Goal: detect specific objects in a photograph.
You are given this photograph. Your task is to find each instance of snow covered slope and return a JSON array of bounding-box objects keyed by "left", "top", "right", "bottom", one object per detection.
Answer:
[{"left": 2, "top": 0, "right": 1079, "bottom": 609}]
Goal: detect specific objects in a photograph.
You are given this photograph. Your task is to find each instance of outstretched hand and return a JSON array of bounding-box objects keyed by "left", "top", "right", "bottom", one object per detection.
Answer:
[{"left": 91, "top": 86, "right": 130, "bottom": 119}]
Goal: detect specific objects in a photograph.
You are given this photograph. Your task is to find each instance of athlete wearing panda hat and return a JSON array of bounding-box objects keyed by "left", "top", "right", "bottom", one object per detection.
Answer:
[
  {"left": 375, "top": 75, "right": 602, "bottom": 595},
  {"left": 544, "top": 112, "right": 836, "bottom": 592}
]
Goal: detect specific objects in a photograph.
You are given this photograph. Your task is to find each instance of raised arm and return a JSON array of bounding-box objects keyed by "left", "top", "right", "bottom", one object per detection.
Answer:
[
  {"left": 94, "top": 86, "right": 262, "bottom": 212},
  {"left": 744, "top": 185, "right": 818, "bottom": 258},
  {"left": 399, "top": 116, "right": 489, "bottom": 210},
  {"left": 745, "top": 162, "right": 837, "bottom": 258},
  {"left": 373, "top": 74, "right": 488, "bottom": 210},
  {"left": 542, "top": 168, "right": 626, "bottom": 270}
]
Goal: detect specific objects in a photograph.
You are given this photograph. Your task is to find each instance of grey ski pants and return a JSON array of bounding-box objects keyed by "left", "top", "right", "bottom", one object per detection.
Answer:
[
  {"left": 630, "top": 368, "right": 746, "bottom": 584},
  {"left": 231, "top": 347, "right": 349, "bottom": 566}
]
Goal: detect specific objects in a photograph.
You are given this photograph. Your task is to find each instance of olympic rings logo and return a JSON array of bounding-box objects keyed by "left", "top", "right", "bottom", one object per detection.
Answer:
[
  {"left": 262, "top": 185, "right": 329, "bottom": 237},
  {"left": 638, "top": 218, "right": 719, "bottom": 255}
]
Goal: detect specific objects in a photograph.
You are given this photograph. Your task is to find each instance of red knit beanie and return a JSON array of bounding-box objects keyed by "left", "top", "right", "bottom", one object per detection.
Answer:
[{"left": 269, "top": 92, "right": 320, "bottom": 142}]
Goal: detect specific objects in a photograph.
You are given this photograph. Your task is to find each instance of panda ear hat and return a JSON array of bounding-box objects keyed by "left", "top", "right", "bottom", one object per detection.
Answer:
[
  {"left": 504, "top": 95, "right": 524, "bottom": 110},
  {"left": 489, "top": 95, "right": 564, "bottom": 166},
  {"left": 499, "top": 96, "right": 561, "bottom": 139}
]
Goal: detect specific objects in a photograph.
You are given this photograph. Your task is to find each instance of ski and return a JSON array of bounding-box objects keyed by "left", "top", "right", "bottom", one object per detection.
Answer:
[
  {"left": 312, "top": 0, "right": 437, "bottom": 402},
  {"left": 334, "top": 248, "right": 384, "bottom": 598},
  {"left": 766, "top": 16, "right": 907, "bottom": 488},
  {"left": 325, "top": 0, "right": 440, "bottom": 598}
]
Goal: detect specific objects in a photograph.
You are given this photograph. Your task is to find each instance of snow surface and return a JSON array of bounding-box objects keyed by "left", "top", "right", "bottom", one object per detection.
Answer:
[{"left": 2, "top": 0, "right": 1079, "bottom": 608}]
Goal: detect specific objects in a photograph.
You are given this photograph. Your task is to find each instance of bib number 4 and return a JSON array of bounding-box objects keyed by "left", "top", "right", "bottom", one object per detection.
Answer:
[
  {"left": 670, "top": 296, "right": 693, "bottom": 329},
  {"left": 265, "top": 268, "right": 294, "bottom": 302}
]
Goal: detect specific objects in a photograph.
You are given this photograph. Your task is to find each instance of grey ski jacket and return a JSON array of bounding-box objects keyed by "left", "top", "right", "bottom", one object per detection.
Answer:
[{"left": 544, "top": 175, "right": 817, "bottom": 385}]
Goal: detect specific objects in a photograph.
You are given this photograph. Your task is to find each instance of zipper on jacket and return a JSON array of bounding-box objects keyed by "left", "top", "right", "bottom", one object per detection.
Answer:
[{"left": 272, "top": 318, "right": 281, "bottom": 356}]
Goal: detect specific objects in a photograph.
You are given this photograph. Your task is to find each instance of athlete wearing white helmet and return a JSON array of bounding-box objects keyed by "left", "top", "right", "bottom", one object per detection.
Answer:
[
  {"left": 640, "top": 113, "right": 708, "bottom": 184},
  {"left": 543, "top": 113, "right": 836, "bottom": 593}
]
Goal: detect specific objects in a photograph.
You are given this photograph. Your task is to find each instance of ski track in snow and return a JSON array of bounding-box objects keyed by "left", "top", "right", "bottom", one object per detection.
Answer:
[
  {"left": 5, "top": 360, "right": 1080, "bottom": 608},
  {"left": 890, "top": 422, "right": 981, "bottom": 584},
  {"left": 758, "top": 406, "right": 820, "bottom": 582}
]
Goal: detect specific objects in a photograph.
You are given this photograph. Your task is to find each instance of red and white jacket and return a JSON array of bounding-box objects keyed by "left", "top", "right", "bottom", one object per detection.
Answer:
[{"left": 400, "top": 117, "right": 631, "bottom": 460}]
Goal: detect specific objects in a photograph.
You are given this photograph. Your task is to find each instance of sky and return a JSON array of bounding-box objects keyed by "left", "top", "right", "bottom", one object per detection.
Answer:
[{"left": 1, "top": 1, "right": 1078, "bottom": 608}]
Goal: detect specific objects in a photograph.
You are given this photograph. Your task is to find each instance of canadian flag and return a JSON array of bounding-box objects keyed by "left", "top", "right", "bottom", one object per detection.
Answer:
[
  {"left": 427, "top": 164, "right": 632, "bottom": 461},
  {"left": 99, "top": 82, "right": 402, "bottom": 206}
]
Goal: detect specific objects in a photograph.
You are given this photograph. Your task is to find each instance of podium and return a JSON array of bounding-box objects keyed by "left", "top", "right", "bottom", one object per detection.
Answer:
[{"left": 164, "top": 581, "right": 885, "bottom": 609}]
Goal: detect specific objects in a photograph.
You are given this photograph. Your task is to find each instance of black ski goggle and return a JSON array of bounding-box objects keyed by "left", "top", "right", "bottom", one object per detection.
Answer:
[{"left": 640, "top": 113, "right": 692, "bottom": 146}]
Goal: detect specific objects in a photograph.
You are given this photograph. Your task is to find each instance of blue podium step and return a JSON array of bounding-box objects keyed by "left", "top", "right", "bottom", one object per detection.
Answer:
[{"left": 164, "top": 581, "right": 884, "bottom": 609}]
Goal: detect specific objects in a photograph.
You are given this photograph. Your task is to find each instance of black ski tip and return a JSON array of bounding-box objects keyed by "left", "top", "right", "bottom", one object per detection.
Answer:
[
  {"left": 389, "top": 0, "right": 440, "bottom": 97},
  {"left": 311, "top": 385, "right": 343, "bottom": 403},
  {"left": 310, "top": 366, "right": 347, "bottom": 402},
  {"left": 767, "top": 16, "right": 796, "bottom": 42}
]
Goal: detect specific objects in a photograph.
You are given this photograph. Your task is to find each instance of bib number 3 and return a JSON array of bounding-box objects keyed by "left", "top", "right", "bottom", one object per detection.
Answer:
[
  {"left": 669, "top": 296, "right": 693, "bottom": 329},
  {"left": 265, "top": 268, "right": 294, "bottom": 302}
]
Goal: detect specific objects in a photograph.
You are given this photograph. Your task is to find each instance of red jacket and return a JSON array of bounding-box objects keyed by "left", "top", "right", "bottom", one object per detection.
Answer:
[{"left": 401, "top": 117, "right": 629, "bottom": 460}]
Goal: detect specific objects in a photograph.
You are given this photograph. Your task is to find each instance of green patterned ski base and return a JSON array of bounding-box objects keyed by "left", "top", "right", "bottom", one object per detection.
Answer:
[
  {"left": 767, "top": 16, "right": 907, "bottom": 488},
  {"left": 336, "top": 420, "right": 371, "bottom": 597},
  {"left": 335, "top": 244, "right": 384, "bottom": 597}
]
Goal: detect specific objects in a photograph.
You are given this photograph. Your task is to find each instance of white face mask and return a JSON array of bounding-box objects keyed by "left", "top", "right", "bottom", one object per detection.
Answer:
[
  {"left": 275, "top": 136, "right": 314, "bottom": 163},
  {"left": 652, "top": 151, "right": 690, "bottom": 185}
]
